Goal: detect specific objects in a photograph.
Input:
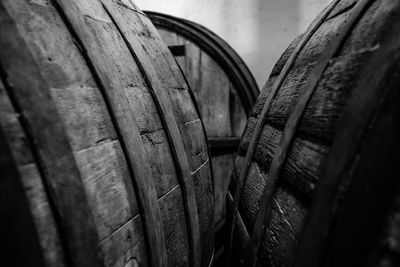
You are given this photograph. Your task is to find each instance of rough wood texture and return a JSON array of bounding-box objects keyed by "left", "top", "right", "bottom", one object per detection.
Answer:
[
  {"left": 0, "top": 92, "right": 48, "bottom": 267},
  {"left": 0, "top": 0, "right": 214, "bottom": 266},
  {"left": 0, "top": 81, "right": 66, "bottom": 267},
  {"left": 147, "top": 14, "right": 258, "bottom": 230},
  {"left": 229, "top": 0, "right": 400, "bottom": 266},
  {"left": 157, "top": 28, "right": 246, "bottom": 230}
]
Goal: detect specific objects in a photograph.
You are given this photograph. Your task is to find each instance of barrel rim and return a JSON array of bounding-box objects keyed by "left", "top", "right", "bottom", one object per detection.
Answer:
[{"left": 144, "top": 11, "right": 259, "bottom": 115}]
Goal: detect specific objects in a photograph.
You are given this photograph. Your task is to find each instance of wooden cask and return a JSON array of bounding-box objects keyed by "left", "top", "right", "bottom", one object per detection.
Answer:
[
  {"left": 0, "top": 0, "right": 214, "bottom": 266},
  {"left": 145, "top": 11, "right": 259, "bottom": 229},
  {"left": 225, "top": 0, "right": 400, "bottom": 266}
]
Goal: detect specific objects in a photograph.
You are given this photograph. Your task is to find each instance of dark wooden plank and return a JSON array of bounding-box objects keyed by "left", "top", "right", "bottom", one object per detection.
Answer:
[
  {"left": 231, "top": 206, "right": 250, "bottom": 263},
  {"left": 50, "top": 86, "right": 117, "bottom": 151},
  {"left": 252, "top": 0, "right": 393, "bottom": 144},
  {"left": 141, "top": 130, "right": 180, "bottom": 198},
  {"left": 99, "top": 214, "right": 147, "bottom": 267},
  {"left": 153, "top": 25, "right": 248, "bottom": 233},
  {"left": 74, "top": 141, "right": 140, "bottom": 240},
  {"left": 178, "top": 119, "right": 209, "bottom": 171},
  {"left": 229, "top": 82, "right": 247, "bottom": 137},
  {"left": 99, "top": 2, "right": 202, "bottom": 265},
  {"left": 178, "top": 52, "right": 219, "bottom": 237},
  {"left": 212, "top": 154, "right": 236, "bottom": 228},
  {"left": 223, "top": 1, "right": 341, "bottom": 264},
  {"left": 50, "top": 0, "right": 168, "bottom": 266},
  {"left": 1, "top": 79, "right": 66, "bottom": 267},
  {"left": 294, "top": 17, "right": 400, "bottom": 267},
  {"left": 180, "top": 38, "right": 239, "bottom": 232},
  {"left": 251, "top": 11, "right": 350, "bottom": 122},
  {"left": 252, "top": 49, "right": 378, "bottom": 143},
  {"left": 159, "top": 186, "right": 192, "bottom": 266},
  {"left": 244, "top": 0, "right": 373, "bottom": 264},
  {"left": 233, "top": 0, "right": 400, "bottom": 265},
  {"left": 100, "top": 182, "right": 208, "bottom": 267},
  {"left": 239, "top": 119, "right": 328, "bottom": 201},
  {"left": 0, "top": 125, "right": 47, "bottom": 267},
  {"left": 0, "top": 2, "right": 102, "bottom": 266},
  {"left": 191, "top": 160, "right": 214, "bottom": 265},
  {"left": 2, "top": 0, "right": 149, "bottom": 264},
  {"left": 257, "top": 188, "right": 308, "bottom": 267}
]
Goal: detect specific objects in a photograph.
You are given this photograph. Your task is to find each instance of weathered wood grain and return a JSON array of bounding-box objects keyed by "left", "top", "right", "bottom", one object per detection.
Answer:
[
  {"left": 230, "top": 0, "right": 400, "bottom": 266},
  {"left": 99, "top": 215, "right": 147, "bottom": 267},
  {"left": 239, "top": 117, "right": 329, "bottom": 199},
  {"left": 1, "top": 0, "right": 148, "bottom": 265},
  {"left": 0, "top": 1, "right": 102, "bottom": 265},
  {"left": 0, "top": 127, "right": 47, "bottom": 267},
  {"left": 50, "top": 86, "right": 117, "bottom": 151},
  {"left": 0, "top": 80, "right": 65, "bottom": 267},
  {"left": 295, "top": 17, "right": 400, "bottom": 267},
  {"left": 225, "top": 1, "right": 343, "bottom": 263},
  {"left": 212, "top": 154, "right": 236, "bottom": 226},
  {"left": 246, "top": 0, "right": 372, "bottom": 262},
  {"left": 51, "top": 0, "right": 169, "bottom": 265},
  {"left": 5, "top": 0, "right": 136, "bottom": 244},
  {"left": 153, "top": 21, "right": 250, "bottom": 231},
  {"left": 0, "top": 0, "right": 214, "bottom": 266},
  {"left": 191, "top": 160, "right": 214, "bottom": 262},
  {"left": 75, "top": 141, "right": 139, "bottom": 240},
  {"left": 257, "top": 188, "right": 308, "bottom": 267},
  {"left": 141, "top": 130, "right": 180, "bottom": 198},
  {"left": 98, "top": 2, "right": 208, "bottom": 265},
  {"left": 231, "top": 211, "right": 250, "bottom": 263},
  {"left": 18, "top": 164, "right": 66, "bottom": 267},
  {"left": 159, "top": 186, "right": 192, "bottom": 267}
]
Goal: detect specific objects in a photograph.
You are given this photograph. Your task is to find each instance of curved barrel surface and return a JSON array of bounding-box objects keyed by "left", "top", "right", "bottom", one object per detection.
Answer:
[
  {"left": 0, "top": 0, "right": 214, "bottom": 266},
  {"left": 146, "top": 11, "right": 259, "bottom": 229},
  {"left": 227, "top": 0, "right": 400, "bottom": 266}
]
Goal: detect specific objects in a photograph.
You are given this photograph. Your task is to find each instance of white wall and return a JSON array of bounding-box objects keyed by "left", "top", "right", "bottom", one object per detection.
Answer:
[{"left": 136, "top": 0, "right": 331, "bottom": 87}]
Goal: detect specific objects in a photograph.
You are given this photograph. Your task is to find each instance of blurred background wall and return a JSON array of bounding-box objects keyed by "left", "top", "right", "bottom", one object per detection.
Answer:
[{"left": 136, "top": 0, "right": 331, "bottom": 88}]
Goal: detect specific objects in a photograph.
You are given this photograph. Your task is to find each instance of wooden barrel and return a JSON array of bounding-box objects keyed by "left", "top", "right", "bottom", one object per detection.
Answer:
[
  {"left": 225, "top": 0, "right": 400, "bottom": 266},
  {"left": 145, "top": 11, "right": 259, "bottom": 229},
  {"left": 0, "top": 0, "right": 214, "bottom": 266}
]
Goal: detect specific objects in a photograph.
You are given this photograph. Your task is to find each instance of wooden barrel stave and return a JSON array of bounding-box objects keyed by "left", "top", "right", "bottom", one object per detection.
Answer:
[
  {"left": 179, "top": 36, "right": 246, "bottom": 230},
  {"left": 151, "top": 20, "right": 254, "bottom": 231},
  {"left": 317, "top": 64, "right": 400, "bottom": 266},
  {"left": 0, "top": 119, "right": 49, "bottom": 266},
  {"left": 0, "top": 0, "right": 214, "bottom": 266},
  {"left": 96, "top": 3, "right": 213, "bottom": 263},
  {"left": 0, "top": 1, "right": 103, "bottom": 265},
  {"left": 229, "top": 0, "right": 400, "bottom": 266},
  {"left": 0, "top": 80, "right": 67, "bottom": 266}
]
